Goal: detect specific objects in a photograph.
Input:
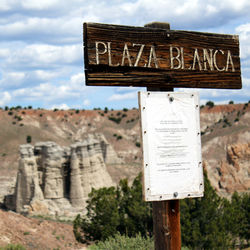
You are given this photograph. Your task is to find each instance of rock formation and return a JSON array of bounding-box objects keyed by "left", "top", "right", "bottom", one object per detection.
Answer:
[
  {"left": 203, "top": 142, "right": 250, "bottom": 197},
  {"left": 218, "top": 143, "right": 250, "bottom": 195},
  {"left": 6, "top": 134, "right": 116, "bottom": 218}
]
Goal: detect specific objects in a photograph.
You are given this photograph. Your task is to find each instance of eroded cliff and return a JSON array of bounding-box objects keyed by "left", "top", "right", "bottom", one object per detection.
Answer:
[{"left": 5, "top": 135, "right": 116, "bottom": 218}]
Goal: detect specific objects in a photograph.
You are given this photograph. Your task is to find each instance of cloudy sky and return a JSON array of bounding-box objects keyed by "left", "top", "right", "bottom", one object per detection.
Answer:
[{"left": 0, "top": 0, "right": 249, "bottom": 110}]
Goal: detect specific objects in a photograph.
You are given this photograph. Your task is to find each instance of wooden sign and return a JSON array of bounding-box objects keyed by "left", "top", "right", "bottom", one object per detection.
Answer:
[{"left": 84, "top": 22, "right": 241, "bottom": 89}]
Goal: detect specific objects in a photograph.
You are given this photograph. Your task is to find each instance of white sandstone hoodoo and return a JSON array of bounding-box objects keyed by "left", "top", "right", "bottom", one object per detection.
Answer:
[{"left": 10, "top": 135, "right": 115, "bottom": 218}]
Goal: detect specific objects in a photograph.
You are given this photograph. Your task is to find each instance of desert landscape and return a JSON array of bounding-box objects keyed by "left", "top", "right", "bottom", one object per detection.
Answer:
[{"left": 0, "top": 102, "right": 249, "bottom": 249}]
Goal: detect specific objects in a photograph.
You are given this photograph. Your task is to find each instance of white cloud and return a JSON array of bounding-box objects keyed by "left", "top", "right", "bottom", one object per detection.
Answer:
[
  {"left": 0, "top": 0, "right": 250, "bottom": 109},
  {"left": 0, "top": 48, "right": 10, "bottom": 58},
  {"left": 1, "top": 0, "right": 249, "bottom": 45},
  {"left": 0, "top": 91, "right": 11, "bottom": 106},
  {"left": 5, "top": 44, "right": 82, "bottom": 69},
  {"left": 0, "top": 72, "right": 25, "bottom": 88},
  {"left": 243, "top": 77, "right": 250, "bottom": 87},
  {"left": 0, "top": 17, "right": 82, "bottom": 44},
  {"left": 0, "top": 0, "right": 16, "bottom": 11},
  {"left": 70, "top": 73, "right": 85, "bottom": 86},
  {"left": 0, "top": 70, "right": 61, "bottom": 90},
  {"left": 236, "top": 23, "right": 250, "bottom": 59},
  {"left": 120, "top": 0, "right": 250, "bottom": 28},
  {"left": 83, "top": 99, "right": 90, "bottom": 106},
  {"left": 21, "top": 0, "right": 60, "bottom": 10},
  {"left": 50, "top": 103, "right": 69, "bottom": 110},
  {"left": 108, "top": 91, "right": 137, "bottom": 101}
]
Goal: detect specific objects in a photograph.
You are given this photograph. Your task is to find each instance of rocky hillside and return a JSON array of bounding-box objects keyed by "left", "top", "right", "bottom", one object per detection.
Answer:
[
  {"left": 200, "top": 103, "right": 250, "bottom": 197},
  {"left": 0, "top": 209, "right": 86, "bottom": 249},
  {"left": 0, "top": 103, "right": 249, "bottom": 204}
]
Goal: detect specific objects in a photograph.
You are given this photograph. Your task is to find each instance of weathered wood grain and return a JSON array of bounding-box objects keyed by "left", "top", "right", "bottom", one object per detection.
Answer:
[{"left": 84, "top": 22, "right": 242, "bottom": 89}]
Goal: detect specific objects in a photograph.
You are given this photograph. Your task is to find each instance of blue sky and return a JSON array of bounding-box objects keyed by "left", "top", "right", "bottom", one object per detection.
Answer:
[{"left": 0, "top": 0, "right": 249, "bottom": 110}]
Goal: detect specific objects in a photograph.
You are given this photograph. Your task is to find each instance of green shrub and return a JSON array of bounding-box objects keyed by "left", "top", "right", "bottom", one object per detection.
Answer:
[
  {"left": 116, "top": 135, "right": 122, "bottom": 140},
  {"left": 14, "top": 115, "right": 22, "bottom": 121},
  {"left": 89, "top": 233, "right": 154, "bottom": 250},
  {"left": 135, "top": 142, "right": 141, "bottom": 147},
  {"left": 26, "top": 135, "right": 32, "bottom": 143},
  {"left": 206, "top": 101, "right": 214, "bottom": 108},
  {"left": 123, "top": 108, "right": 128, "bottom": 112},
  {"left": 104, "top": 107, "right": 109, "bottom": 113},
  {"left": 108, "top": 116, "right": 121, "bottom": 124},
  {"left": 0, "top": 244, "right": 26, "bottom": 250},
  {"left": 73, "top": 173, "right": 153, "bottom": 243},
  {"left": 229, "top": 100, "right": 234, "bottom": 104},
  {"left": 73, "top": 187, "right": 120, "bottom": 242}
]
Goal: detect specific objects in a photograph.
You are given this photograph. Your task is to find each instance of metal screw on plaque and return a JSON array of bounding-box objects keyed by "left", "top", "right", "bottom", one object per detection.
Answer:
[
  {"left": 173, "top": 192, "right": 178, "bottom": 198},
  {"left": 169, "top": 97, "right": 174, "bottom": 102}
]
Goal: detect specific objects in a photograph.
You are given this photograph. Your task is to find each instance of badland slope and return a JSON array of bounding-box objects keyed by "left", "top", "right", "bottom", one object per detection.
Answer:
[{"left": 0, "top": 103, "right": 249, "bottom": 204}]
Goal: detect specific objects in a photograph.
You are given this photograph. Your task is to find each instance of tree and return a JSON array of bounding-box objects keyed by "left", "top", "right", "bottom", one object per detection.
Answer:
[
  {"left": 223, "top": 192, "right": 250, "bottom": 247},
  {"left": 181, "top": 172, "right": 231, "bottom": 249},
  {"left": 205, "top": 100, "right": 214, "bottom": 108},
  {"left": 74, "top": 186, "right": 120, "bottom": 242},
  {"left": 229, "top": 100, "right": 234, "bottom": 104},
  {"left": 73, "top": 173, "right": 152, "bottom": 243},
  {"left": 117, "top": 175, "right": 152, "bottom": 237},
  {"left": 104, "top": 107, "right": 109, "bottom": 113},
  {"left": 26, "top": 135, "right": 32, "bottom": 143}
]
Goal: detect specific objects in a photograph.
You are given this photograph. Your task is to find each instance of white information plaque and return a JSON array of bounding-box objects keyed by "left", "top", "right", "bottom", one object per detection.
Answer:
[{"left": 139, "top": 92, "right": 204, "bottom": 201}]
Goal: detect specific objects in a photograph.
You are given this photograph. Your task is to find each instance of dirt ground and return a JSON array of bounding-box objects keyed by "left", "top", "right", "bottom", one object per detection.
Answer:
[{"left": 0, "top": 209, "right": 86, "bottom": 250}]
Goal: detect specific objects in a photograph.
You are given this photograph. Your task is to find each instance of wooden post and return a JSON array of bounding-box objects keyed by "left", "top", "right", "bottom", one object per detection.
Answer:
[
  {"left": 152, "top": 200, "right": 181, "bottom": 250},
  {"left": 146, "top": 22, "right": 181, "bottom": 250}
]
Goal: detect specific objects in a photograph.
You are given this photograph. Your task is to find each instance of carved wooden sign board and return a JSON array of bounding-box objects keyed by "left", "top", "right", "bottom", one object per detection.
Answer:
[{"left": 84, "top": 22, "right": 242, "bottom": 89}]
